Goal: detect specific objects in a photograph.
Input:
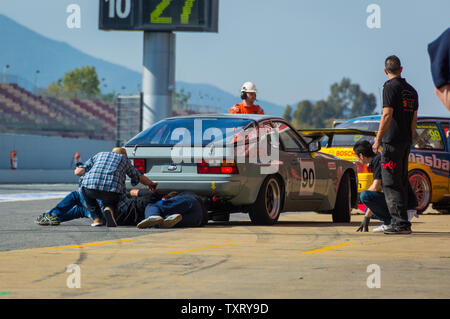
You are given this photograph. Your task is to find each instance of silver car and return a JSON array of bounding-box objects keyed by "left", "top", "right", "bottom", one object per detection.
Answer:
[{"left": 125, "top": 114, "right": 357, "bottom": 225}]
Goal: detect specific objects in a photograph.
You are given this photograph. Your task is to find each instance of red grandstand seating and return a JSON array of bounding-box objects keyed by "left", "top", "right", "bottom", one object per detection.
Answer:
[{"left": 0, "top": 83, "right": 116, "bottom": 140}]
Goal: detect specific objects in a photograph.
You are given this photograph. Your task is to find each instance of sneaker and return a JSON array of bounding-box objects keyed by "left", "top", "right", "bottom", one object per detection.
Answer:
[
  {"left": 384, "top": 225, "right": 412, "bottom": 235},
  {"left": 160, "top": 214, "right": 182, "bottom": 228},
  {"left": 35, "top": 213, "right": 60, "bottom": 226},
  {"left": 137, "top": 216, "right": 164, "bottom": 229},
  {"left": 407, "top": 210, "right": 418, "bottom": 221},
  {"left": 35, "top": 213, "right": 48, "bottom": 225},
  {"left": 373, "top": 224, "right": 390, "bottom": 233},
  {"left": 103, "top": 207, "right": 117, "bottom": 227},
  {"left": 90, "top": 218, "right": 103, "bottom": 227}
]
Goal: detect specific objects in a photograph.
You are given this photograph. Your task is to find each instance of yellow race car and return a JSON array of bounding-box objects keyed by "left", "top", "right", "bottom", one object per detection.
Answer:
[{"left": 299, "top": 115, "right": 450, "bottom": 214}]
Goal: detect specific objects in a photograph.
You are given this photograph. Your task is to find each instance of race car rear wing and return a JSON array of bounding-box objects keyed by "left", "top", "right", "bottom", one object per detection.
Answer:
[
  {"left": 297, "top": 128, "right": 377, "bottom": 145},
  {"left": 298, "top": 128, "right": 377, "bottom": 138}
]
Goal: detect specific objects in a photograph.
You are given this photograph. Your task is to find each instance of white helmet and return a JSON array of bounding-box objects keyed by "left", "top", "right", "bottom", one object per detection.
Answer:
[{"left": 241, "top": 81, "right": 257, "bottom": 93}]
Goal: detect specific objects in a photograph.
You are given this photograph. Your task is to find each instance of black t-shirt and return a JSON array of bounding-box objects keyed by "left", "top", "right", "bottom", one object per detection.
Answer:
[
  {"left": 382, "top": 77, "right": 419, "bottom": 145},
  {"left": 369, "top": 154, "right": 382, "bottom": 181}
]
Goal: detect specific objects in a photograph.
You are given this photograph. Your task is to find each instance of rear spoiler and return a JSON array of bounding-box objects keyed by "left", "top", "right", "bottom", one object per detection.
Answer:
[{"left": 297, "top": 128, "right": 377, "bottom": 140}]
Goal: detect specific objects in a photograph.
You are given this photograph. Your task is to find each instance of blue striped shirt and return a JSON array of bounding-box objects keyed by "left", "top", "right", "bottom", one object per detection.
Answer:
[{"left": 81, "top": 152, "right": 141, "bottom": 194}]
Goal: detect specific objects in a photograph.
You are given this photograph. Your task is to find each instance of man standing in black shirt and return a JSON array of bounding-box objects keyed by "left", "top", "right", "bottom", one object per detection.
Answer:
[{"left": 372, "top": 55, "right": 418, "bottom": 234}]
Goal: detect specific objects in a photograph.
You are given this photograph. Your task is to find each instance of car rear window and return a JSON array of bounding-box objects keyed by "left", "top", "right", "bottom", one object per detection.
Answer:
[
  {"left": 125, "top": 118, "right": 254, "bottom": 146},
  {"left": 327, "top": 121, "right": 379, "bottom": 146}
]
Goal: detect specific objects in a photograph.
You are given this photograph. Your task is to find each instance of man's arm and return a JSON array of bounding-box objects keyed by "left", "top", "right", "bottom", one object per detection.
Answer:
[
  {"left": 74, "top": 167, "right": 85, "bottom": 176},
  {"left": 140, "top": 175, "right": 158, "bottom": 191},
  {"left": 411, "top": 110, "right": 418, "bottom": 141},
  {"left": 367, "top": 179, "right": 382, "bottom": 192},
  {"left": 372, "top": 107, "right": 393, "bottom": 154}
]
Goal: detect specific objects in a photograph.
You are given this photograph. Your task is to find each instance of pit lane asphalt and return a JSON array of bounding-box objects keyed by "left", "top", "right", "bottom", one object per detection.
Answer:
[
  {"left": 0, "top": 184, "right": 252, "bottom": 252},
  {"left": 1, "top": 184, "right": 450, "bottom": 298}
]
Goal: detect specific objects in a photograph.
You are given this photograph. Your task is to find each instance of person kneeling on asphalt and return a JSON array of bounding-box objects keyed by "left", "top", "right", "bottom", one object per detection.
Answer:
[
  {"left": 35, "top": 189, "right": 100, "bottom": 226},
  {"left": 74, "top": 147, "right": 157, "bottom": 227},
  {"left": 35, "top": 188, "right": 163, "bottom": 227},
  {"left": 137, "top": 192, "right": 209, "bottom": 229},
  {"left": 353, "top": 140, "right": 418, "bottom": 232}
]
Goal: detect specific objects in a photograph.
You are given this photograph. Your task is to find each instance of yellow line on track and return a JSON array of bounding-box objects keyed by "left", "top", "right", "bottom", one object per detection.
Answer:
[
  {"left": 300, "top": 242, "right": 354, "bottom": 255},
  {"left": 50, "top": 238, "right": 136, "bottom": 250},
  {"left": 169, "top": 240, "right": 248, "bottom": 253}
]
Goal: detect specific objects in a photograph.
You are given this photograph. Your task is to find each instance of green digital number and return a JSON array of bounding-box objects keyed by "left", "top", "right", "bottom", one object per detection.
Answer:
[
  {"left": 181, "top": 0, "right": 196, "bottom": 24},
  {"left": 151, "top": 0, "right": 172, "bottom": 24},
  {"left": 151, "top": 0, "right": 197, "bottom": 25}
]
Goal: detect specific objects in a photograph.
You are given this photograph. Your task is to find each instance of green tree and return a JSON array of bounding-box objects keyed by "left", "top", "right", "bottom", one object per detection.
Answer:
[
  {"left": 283, "top": 104, "right": 292, "bottom": 122},
  {"left": 291, "top": 77, "right": 377, "bottom": 129},
  {"left": 292, "top": 100, "right": 313, "bottom": 128},
  {"left": 173, "top": 88, "right": 192, "bottom": 109},
  {"left": 326, "top": 77, "right": 376, "bottom": 118},
  {"left": 48, "top": 66, "right": 100, "bottom": 97}
]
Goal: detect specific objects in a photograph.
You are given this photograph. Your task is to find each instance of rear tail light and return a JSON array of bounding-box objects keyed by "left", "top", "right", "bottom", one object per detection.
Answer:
[
  {"left": 354, "top": 162, "right": 369, "bottom": 174},
  {"left": 197, "top": 160, "right": 239, "bottom": 174},
  {"left": 133, "top": 159, "right": 146, "bottom": 173}
]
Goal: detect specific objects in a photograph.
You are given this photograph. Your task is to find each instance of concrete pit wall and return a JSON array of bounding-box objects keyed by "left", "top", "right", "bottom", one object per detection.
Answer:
[{"left": 0, "top": 133, "right": 115, "bottom": 183}]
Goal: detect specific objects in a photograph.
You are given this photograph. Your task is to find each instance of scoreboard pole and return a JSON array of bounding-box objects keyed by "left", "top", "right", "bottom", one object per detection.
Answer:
[{"left": 142, "top": 31, "right": 176, "bottom": 130}]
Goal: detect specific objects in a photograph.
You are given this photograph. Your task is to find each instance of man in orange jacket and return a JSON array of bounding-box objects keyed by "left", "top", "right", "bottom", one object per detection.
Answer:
[{"left": 230, "top": 81, "right": 265, "bottom": 114}]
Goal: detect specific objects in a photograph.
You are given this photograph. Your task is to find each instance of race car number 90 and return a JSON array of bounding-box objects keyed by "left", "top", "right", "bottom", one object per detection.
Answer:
[{"left": 300, "top": 160, "right": 316, "bottom": 195}]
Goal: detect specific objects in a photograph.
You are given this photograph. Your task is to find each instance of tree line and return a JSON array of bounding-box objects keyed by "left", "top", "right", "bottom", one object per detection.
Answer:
[{"left": 283, "top": 78, "right": 377, "bottom": 128}]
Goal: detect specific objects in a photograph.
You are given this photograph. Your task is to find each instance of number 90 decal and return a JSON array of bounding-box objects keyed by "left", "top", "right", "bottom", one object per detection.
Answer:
[{"left": 300, "top": 160, "right": 316, "bottom": 195}]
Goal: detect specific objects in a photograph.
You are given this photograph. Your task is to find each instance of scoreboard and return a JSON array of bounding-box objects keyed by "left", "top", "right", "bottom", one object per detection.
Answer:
[{"left": 99, "top": 0, "right": 219, "bottom": 32}]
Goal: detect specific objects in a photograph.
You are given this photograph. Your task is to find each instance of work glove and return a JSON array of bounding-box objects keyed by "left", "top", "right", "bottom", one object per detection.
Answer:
[{"left": 356, "top": 216, "right": 371, "bottom": 232}]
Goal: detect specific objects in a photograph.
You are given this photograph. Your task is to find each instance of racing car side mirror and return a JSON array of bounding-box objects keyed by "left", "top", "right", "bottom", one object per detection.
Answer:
[{"left": 308, "top": 140, "right": 321, "bottom": 153}]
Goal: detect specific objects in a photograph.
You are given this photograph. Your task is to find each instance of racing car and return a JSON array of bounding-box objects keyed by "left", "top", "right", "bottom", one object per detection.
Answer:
[
  {"left": 124, "top": 114, "right": 358, "bottom": 225},
  {"left": 298, "top": 115, "right": 450, "bottom": 214}
]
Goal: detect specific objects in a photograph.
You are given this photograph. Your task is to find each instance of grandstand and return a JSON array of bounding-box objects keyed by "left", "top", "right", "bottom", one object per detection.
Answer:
[
  {"left": 0, "top": 82, "right": 222, "bottom": 143},
  {"left": 0, "top": 83, "right": 116, "bottom": 140}
]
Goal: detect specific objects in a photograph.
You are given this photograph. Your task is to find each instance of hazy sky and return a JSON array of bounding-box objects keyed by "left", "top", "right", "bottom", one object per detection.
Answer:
[{"left": 1, "top": 0, "right": 449, "bottom": 116}]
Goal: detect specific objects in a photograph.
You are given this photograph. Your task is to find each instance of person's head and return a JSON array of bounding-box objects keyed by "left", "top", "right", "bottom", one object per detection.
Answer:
[
  {"left": 112, "top": 147, "right": 127, "bottom": 157},
  {"left": 353, "top": 140, "right": 376, "bottom": 165},
  {"left": 240, "top": 81, "right": 257, "bottom": 106},
  {"left": 384, "top": 55, "right": 403, "bottom": 78}
]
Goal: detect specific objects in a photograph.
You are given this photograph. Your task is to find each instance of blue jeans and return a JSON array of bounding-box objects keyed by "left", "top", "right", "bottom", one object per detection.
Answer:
[
  {"left": 144, "top": 193, "right": 204, "bottom": 227},
  {"left": 360, "top": 190, "right": 392, "bottom": 225},
  {"left": 46, "top": 190, "right": 94, "bottom": 221}
]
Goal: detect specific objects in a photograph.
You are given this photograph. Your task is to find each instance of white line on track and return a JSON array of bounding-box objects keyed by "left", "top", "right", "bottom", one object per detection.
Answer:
[{"left": 0, "top": 193, "right": 69, "bottom": 203}]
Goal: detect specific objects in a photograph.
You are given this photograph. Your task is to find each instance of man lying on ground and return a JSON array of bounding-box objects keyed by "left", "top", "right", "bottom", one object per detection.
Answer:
[
  {"left": 35, "top": 188, "right": 161, "bottom": 226},
  {"left": 137, "top": 192, "right": 209, "bottom": 229},
  {"left": 35, "top": 190, "right": 209, "bottom": 229}
]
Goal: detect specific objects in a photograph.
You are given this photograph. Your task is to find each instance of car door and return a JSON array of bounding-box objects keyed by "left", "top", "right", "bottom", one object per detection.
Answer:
[
  {"left": 438, "top": 119, "right": 450, "bottom": 193},
  {"left": 411, "top": 120, "right": 448, "bottom": 200},
  {"left": 272, "top": 121, "right": 325, "bottom": 211}
]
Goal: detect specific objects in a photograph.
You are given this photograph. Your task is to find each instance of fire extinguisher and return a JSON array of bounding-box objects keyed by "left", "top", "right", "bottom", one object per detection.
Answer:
[
  {"left": 73, "top": 152, "right": 82, "bottom": 168},
  {"left": 10, "top": 150, "right": 18, "bottom": 170}
]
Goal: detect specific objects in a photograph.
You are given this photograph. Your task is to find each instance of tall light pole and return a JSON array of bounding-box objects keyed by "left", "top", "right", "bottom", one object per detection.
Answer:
[
  {"left": 34, "top": 70, "right": 40, "bottom": 93},
  {"left": 3, "top": 65, "right": 10, "bottom": 83}
]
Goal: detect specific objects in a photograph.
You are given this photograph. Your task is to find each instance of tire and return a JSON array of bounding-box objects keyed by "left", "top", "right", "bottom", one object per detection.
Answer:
[
  {"left": 408, "top": 170, "right": 431, "bottom": 214},
  {"left": 248, "top": 176, "right": 282, "bottom": 225},
  {"left": 211, "top": 212, "right": 230, "bottom": 222},
  {"left": 332, "top": 173, "right": 351, "bottom": 223}
]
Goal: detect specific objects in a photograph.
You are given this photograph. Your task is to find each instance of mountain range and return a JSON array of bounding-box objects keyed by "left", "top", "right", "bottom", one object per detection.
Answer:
[{"left": 0, "top": 14, "right": 285, "bottom": 116}]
